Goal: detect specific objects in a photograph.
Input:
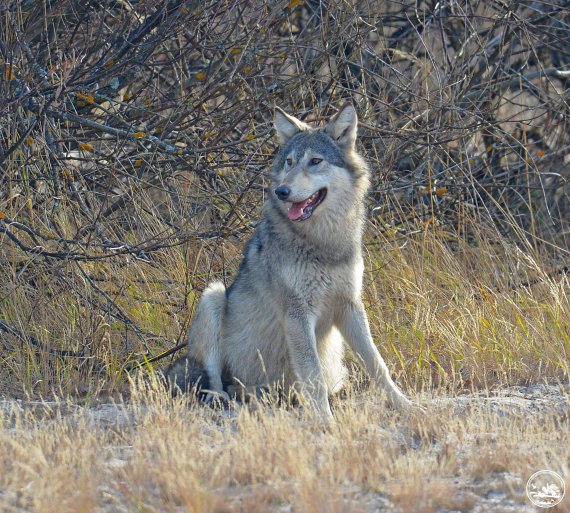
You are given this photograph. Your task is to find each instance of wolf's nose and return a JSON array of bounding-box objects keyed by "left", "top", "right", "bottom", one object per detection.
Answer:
[{"left": 275, "top": 186, "right": 291, "bottom": 201}]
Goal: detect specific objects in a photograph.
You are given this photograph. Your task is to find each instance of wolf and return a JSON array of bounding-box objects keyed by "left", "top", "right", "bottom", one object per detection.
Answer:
[{"left": 166, "top": 104, "right": 414, "bottom": 420}]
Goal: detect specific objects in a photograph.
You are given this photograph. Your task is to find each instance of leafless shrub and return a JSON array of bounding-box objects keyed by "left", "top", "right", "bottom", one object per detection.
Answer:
[{"left": 0, "top": 0, "right": 568, "bottom": 393}]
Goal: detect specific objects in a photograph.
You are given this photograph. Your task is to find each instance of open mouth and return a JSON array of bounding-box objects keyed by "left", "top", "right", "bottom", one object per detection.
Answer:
[{"left": 287, "top": 188, "right": 327, "bottom": 222}]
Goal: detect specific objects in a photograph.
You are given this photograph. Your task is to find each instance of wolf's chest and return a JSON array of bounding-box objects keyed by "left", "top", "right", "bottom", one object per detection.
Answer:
[{"left": 283, "top": 255, "right": 363, "bottom": 307}]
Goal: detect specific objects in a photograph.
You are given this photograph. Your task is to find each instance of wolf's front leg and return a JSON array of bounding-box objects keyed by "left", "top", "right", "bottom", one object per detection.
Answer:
[
  {"left": 337, "top": 301, "right": 414, "bottom": 412},
  {"left": 284, "top": 313, "right": 333, "bottom": 420}
]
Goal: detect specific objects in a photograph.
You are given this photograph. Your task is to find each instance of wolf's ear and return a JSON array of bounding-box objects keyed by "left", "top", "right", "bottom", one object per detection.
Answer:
[
  {"left": 274, "top": 107, "right": 310, "bottom": 145},
  {"left": 326, "top": 104, "right": 358, "bottom": 149}
]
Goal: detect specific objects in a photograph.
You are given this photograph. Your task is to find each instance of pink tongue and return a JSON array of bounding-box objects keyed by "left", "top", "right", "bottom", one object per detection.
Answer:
[{"left": 287, "top": 198, "right": 311, "bottom": 221}]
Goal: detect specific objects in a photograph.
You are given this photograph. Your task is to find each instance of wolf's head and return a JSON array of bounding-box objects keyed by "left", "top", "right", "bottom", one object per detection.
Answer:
[{"left": 270, "top": 104, "right": 369, "bottom": 225}]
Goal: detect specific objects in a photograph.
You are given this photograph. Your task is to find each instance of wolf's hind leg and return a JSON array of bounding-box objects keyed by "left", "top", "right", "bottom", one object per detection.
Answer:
[
  {"left": 226, "top": 383, "right": 270, "bottom": 402},
  {"left": 188, "top": 281, "right": 228, "bottom": 400},
  {"left": 165, "top": 356, "right": 210, "bottom": 396}
]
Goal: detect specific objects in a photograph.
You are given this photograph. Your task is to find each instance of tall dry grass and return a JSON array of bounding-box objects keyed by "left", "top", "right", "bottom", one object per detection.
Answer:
[
  {"left": 364, "top": 223, "right": 569, "bottom": 391},
  {"left": 1, "top": 220, "right": 568, "bottom": 397}
]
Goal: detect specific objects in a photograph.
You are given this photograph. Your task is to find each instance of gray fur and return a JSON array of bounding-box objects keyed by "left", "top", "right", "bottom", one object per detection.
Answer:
[{"left": 171, "top": 104, "right": 414, "bottom": 419}]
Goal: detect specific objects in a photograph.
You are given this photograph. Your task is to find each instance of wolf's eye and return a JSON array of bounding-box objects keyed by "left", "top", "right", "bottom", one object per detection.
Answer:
[
  {"left": 286, "top": 158, "right": 292, "bottom": 166},
  {"left": 310, "top": 158, "right": 322, "bottom": 165}
]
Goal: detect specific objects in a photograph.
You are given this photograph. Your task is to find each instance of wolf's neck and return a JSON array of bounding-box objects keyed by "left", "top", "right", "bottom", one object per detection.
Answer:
[
  {"left": 265, "top": 196, "right": 366, "bottom": 265},
  {"left": 310, "top": 203, "right": 365, "bottom": 261}
]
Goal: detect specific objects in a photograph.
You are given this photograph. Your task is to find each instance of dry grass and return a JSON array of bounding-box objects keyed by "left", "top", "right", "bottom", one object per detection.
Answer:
[
  {"left": 0, "top": 378, "right": 568, "bottom": 513},
  {"left": 2, "top": 220, "right": 568, "bottom": 512},
  {"left": 1, "top": 223, "right": 568, "bottom": 397},
  {"left": 363, "top": 225, "right": 570, "bottom": 390},
  {"left": 1, "top": 0, "right": 569, "bottom": 510}
]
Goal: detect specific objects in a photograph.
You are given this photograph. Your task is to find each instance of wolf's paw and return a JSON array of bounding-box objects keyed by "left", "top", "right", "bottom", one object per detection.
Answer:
[
  {"left": 202, "top": 390, "right": 231, "bottom": 408},
  {"left": 395, "top": 398, "right": 426, "bottom": 419}
]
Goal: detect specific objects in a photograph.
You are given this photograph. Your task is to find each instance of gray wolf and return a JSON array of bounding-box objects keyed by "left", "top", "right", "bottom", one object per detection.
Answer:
[{"left": 166, "top": 104, "right": 414, "bottom": 420}]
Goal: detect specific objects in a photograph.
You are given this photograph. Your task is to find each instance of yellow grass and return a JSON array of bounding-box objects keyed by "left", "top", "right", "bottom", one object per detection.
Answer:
[
  {"left": 1, "top": 376, "right": 568, "bottom": 512},
  {"left": 2, "top": 218, "right": 568, "bottom": 397}
]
